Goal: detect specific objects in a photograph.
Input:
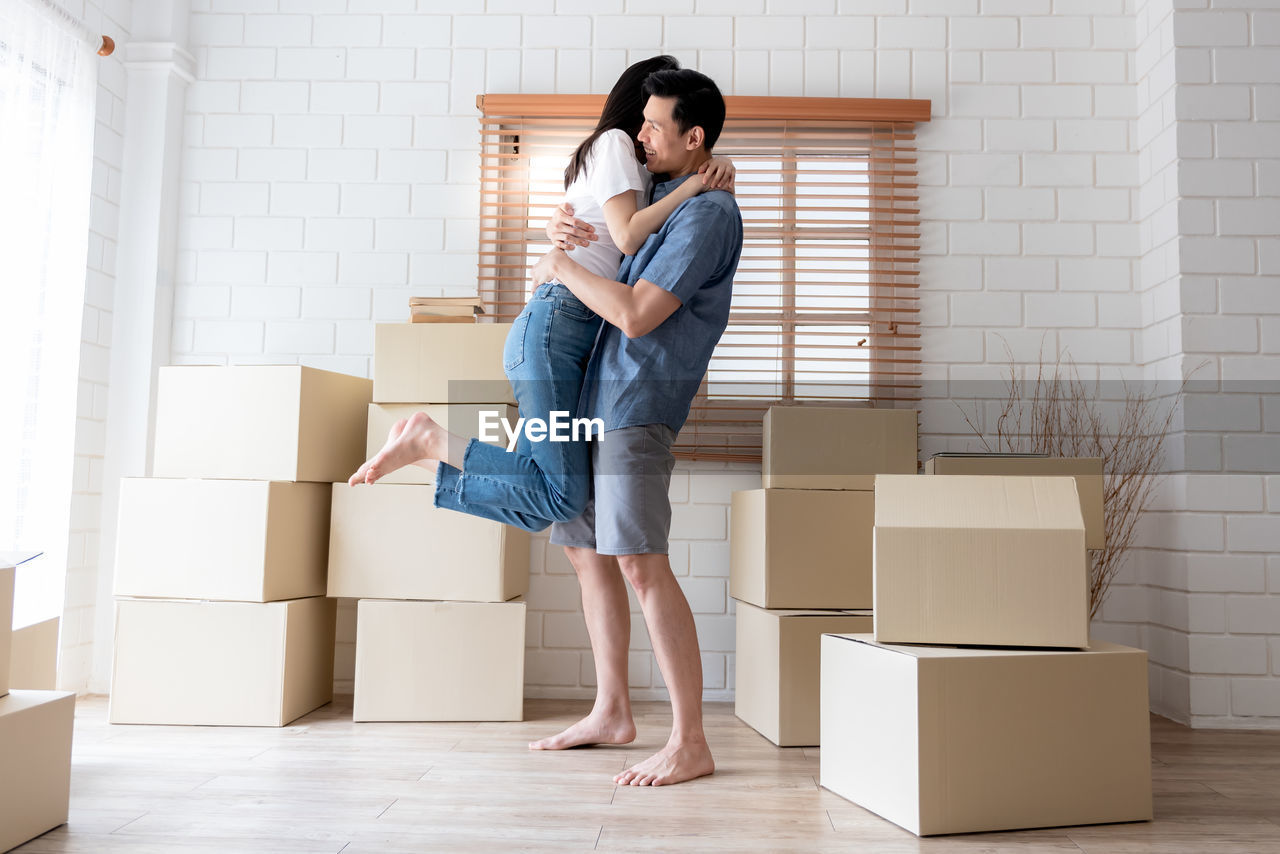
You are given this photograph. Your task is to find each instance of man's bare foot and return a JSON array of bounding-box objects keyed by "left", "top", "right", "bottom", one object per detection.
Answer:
[
  {"left": 614, "top": 739, "right": 714, "bottom": 787},
  {"left": 528, "top": 712, "right": 636, "bottom": 751},
  {"left": 347, "top": 411, "right": 442, "bottom": 486}
]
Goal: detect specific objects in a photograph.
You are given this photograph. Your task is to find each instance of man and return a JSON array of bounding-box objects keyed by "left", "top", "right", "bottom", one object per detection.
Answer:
[{"left": 526, "top": 68, "right": 742, "bottom": 788}]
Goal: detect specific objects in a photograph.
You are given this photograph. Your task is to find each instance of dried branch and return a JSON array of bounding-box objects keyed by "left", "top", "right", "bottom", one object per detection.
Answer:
[{"left": 955, "top": 350, "right": 1186, "bottom": 619}]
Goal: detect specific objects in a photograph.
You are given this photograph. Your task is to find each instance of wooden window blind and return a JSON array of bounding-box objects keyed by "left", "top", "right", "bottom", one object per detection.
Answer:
[{"left": 476, "top": 94, "right": 931, "bottom": 462}]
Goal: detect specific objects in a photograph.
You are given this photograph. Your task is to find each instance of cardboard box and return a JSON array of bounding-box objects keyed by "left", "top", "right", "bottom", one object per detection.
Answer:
[
  {"left": 925, "top": 454, "right": 1105, "bottom": 549},
  {"left": 354, "top": 599, "right": 525, "bottom": 722},
  {"left": 762, "top": 406, "right": 917, "bottom": 490},
  {"left": 365, "top": 403, "right": 519, "bottom": 485},
  {"left": 873, "top": 474, "right": 1089, "bottom": 649},
  {"left": 0, "top": 690, "right": 75, "bottom": 853},
  {"left": 10, "top": 617, "right": 59, "bottom": 691},
  {"left": 109, "top": 596, "right": 335, "bottom": 727},
  {"left": 373, "top": 323, "right": 515, "bottom": 405},
  {"left": 114, "top": 478, "right": 331, "bottom": 602},
  {"left": 153, "top": 365, "right": 372, "bottom": 482},
  {"left": 820, "top": 634, "right": 1152, "bottom": 836},
  {"left": 733, "top": 601, "right": 872, "bottom": 746},
  {"left": 0, "top": 565, "right": 12, "bottom": 697},
  {"left": 730, "top": 489, "right": 873, "bottom": 609},
  {"left": 328, "top": 483, "right": 529, "bottom": 602}
]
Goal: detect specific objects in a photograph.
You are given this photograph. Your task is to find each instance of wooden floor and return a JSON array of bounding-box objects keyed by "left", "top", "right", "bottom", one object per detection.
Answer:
[{"left": 13, "top": 696, "right": 1280, "bottom": 853}]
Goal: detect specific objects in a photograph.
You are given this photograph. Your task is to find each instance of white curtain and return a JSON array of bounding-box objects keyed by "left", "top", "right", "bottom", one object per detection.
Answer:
[{"left": 0, "top": 0, "right": 98, "bottom": 627}]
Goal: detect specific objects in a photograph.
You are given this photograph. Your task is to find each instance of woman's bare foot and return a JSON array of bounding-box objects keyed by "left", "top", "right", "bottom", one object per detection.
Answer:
[
  {"left": 347, "top": 411, "right": 444, "bottom": 486},
  {"left": 528, "top": 711, "right": 636, "bottom": 751},
  {"left": 614, "top": 739, "right": 714, "bottom": 787}
]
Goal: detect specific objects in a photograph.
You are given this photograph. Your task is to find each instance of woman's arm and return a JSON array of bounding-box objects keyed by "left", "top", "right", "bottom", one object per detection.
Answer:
[{"left": 601, "top": 156, "right": 736, "bottom": 256}]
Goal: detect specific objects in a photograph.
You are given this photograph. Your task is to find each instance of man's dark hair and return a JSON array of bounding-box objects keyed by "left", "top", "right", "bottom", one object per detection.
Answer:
[{"left": 642, "top": 69, "right": 726, "bottom": 151}]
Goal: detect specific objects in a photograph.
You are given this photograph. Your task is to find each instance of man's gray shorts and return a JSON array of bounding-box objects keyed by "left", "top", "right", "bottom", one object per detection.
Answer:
[{"left": 549, "top": 423, "right": 677, "bottom": 556}]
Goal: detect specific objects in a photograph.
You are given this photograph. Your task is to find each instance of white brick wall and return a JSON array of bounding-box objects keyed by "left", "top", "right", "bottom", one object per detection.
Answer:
[
  {"left": 56, "top": 0, "right": 133, "bottom": 693},
  {"left": 160, "top": 1, "right": 1280, "bottom": 722}
]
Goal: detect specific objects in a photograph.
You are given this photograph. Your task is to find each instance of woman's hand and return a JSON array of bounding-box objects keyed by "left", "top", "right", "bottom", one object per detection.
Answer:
[
  {"left": 531, "top": 248, "right": 564, "bottom": 286},
  {"left": 698, "top": 156, "right": 736, "bottom": 193},
  {"left": 546, "top": 202, "right": 596, "bottom": 251}
]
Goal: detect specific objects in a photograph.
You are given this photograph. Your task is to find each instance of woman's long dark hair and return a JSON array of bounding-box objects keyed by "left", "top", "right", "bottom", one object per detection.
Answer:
[{"left": 564, "top": 55, "right": 680, "bottom": 190}]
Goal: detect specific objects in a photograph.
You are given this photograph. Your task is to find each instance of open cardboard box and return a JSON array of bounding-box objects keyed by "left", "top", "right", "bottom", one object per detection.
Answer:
[{"left": 874, "top": 474, "right": 1090, "bottom": 649}]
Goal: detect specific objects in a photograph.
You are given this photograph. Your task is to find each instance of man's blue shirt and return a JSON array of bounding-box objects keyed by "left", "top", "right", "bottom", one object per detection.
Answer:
[{"left": 579, "top": 172, "right": 743, "bottom": 434}]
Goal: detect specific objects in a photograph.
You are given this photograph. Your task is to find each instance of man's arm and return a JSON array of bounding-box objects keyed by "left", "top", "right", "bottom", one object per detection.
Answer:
[{"left": 532, "top": 248, "right": 680, "bottom": 340}]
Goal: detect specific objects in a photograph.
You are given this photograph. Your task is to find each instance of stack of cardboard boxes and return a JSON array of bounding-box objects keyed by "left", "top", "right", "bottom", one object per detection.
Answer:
[
  {"left": 729, "top": 406, "right": 918, "bottom": 746},
  {"left": 819, "top": 457, "right": 1153, "bottom": 836},
  {"left": 1, "top": 558, "right": 76, "bottom": 851},
  {"left": 328, "top": 322, "right": 530, "bottom": 723},
  {"left": 108, "top": 365, "right": 371, "bottom": 727}
]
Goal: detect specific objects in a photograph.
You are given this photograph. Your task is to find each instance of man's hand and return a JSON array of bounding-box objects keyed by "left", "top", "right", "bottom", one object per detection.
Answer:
[
  {"left": 531, "top": 247, "right": 565, "bottom": 287},
  {"left": 546, "top": 203, "right": 596, "bottom": 251},
  {"left": 698, "top": 157, "right": 735, "bottom": 193}
]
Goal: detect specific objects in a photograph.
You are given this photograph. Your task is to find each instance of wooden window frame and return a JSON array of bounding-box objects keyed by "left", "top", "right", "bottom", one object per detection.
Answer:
[{"left": 477, "top": 94, "right": 931, "bottom": 462}]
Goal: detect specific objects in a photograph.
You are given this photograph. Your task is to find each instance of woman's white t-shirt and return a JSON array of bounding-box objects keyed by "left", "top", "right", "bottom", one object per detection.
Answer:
[{"left": 560, "top": 128, "right": 653, "bottom": 279}]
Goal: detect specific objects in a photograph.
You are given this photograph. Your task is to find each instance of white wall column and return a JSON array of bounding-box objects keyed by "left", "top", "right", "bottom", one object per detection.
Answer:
[{"left": 88, "top": 0, "right": 192, "bottom": 693}]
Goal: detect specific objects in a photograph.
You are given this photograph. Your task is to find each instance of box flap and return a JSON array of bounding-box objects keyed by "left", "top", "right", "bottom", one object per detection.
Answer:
[
  {"left": 826, "top": 633, "right": 1137, "bottom": 660},
  {"left": 874, "top": 474, "right": 1084, "bottom": 532},
  {"left": 0, "top": 552, "right": 42, "bottom": 569}
]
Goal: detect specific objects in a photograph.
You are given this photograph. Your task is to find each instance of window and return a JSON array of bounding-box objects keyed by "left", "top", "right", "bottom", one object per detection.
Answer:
[
  {"left": 0, "top": 0, "right": 98, "bottom": 626},
  {"left": 477, "top": 94, "right": 929, "bottom": 461}
]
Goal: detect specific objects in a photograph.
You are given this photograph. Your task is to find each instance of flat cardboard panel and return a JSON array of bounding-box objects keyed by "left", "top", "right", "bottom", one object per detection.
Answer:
[
  {"left": 153, "top": 365, "right": 372, "bottom": 482},
  {"left": 873, "top": 475, "right": 1090, "bottom": 649},
  {"left": 114, "top": 479, "right": 331, "bottom": 602},
  {"left": 821, "top": 634, "right": 1152, "bottom": 836},
  {"left": 354, "top": 599, "right": 525, "bottom": 722},
  {"left": 9, "top": 618, "right": 59, "bottom": 691},
  {"left": 0, "top": 690, "right": 75, "bottom": 854},
  {"left": 373, "top": 323, "right": 515, "bottom": 405},
  {"left": 730, "top": 489, "right": 874, "bottom": 609},
  {"left": 365, "top": 403, "right": 519, "bottom": 485},
  {"left": 734, "top": 601, "right": 872, "bottom": 746},
  {"left": 925, "top": 454, "right": 1105, "bottom": 549},
  {"left": 762, "top": 406, "right": 917, "bottom": 490},
  {"left": 109, "top": 597, "right": 335, "bottom": 727},
  {"left": 0, "top": 566, "right": 12, "bottom": 697},
  {"left": 328, "top": 483, "right": 529, "bottom": 602}
]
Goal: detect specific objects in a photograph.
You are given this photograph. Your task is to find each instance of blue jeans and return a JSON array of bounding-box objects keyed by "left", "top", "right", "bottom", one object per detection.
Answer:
[{"left": 434, "top": 283, "right": 602, "bottom": 532}]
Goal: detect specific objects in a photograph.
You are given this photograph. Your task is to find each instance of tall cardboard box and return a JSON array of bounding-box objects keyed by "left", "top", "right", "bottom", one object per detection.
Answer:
[
  {"left": 874, "top": 475, "right": 1090, "bottom": 649},
  {"left": 354, "top": 599, "right": 526, "bottom": 722},
  {"left": 820, "top": 634, "right": 1152, "bottom": 836},
  {"left": 0, "top": 690, "right": 75, "bottom": 852},
  {"left": 365, "top": 403, "right": 519, "bottom": 485},
  {"left": 114, "top": 478, "right": 332, "bottom": 602},
  {"left": 109, "top": 596, "right": 336, "bottom": 727},
  {"left": 730, "top": 489, "right": 873, "bottom": 609},
  {"left": 925, "top": 453, "right": 1106, "bottom": 549},
  {"left": 152, "top": 365, "right": 373, "bottom": 482},
  {"left": 762, "top": 406, "right": 917, "bottom": 490},
  {"left": 328, "top": 483, "right": 529, "bottom": 602},
  {"left": 734, "top": 601, "right": 872, "bottom": 746},
  {"left": 373, "top": 323, "right": 516, "bottom": 405},
  {"left": 10, "top": 617, "right": 59, "bottom": 691},
  {"left": 0, "top": 564, "right": 12, "bottom": 697}
]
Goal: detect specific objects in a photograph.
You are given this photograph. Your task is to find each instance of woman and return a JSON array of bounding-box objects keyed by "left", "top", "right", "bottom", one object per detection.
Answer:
[{"left": 348, "top": 55, "right": 733, "bottom": 531}]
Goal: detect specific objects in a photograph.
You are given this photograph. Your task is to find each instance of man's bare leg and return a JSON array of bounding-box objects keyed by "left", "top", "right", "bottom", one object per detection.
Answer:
[
  {"left": 529, "top": 546, "right": 637, "bottom": 750},
  {"left": 347, "top": 411, "right": 467, "bottom": 486},
  {"left": 613, "top": 553, "right": 713, "bottom": 786}
]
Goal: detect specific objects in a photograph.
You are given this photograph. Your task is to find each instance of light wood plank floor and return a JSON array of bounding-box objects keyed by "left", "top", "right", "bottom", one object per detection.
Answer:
[{"left": 13, "top": 696, "right": 1280, "bottom": 853}]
